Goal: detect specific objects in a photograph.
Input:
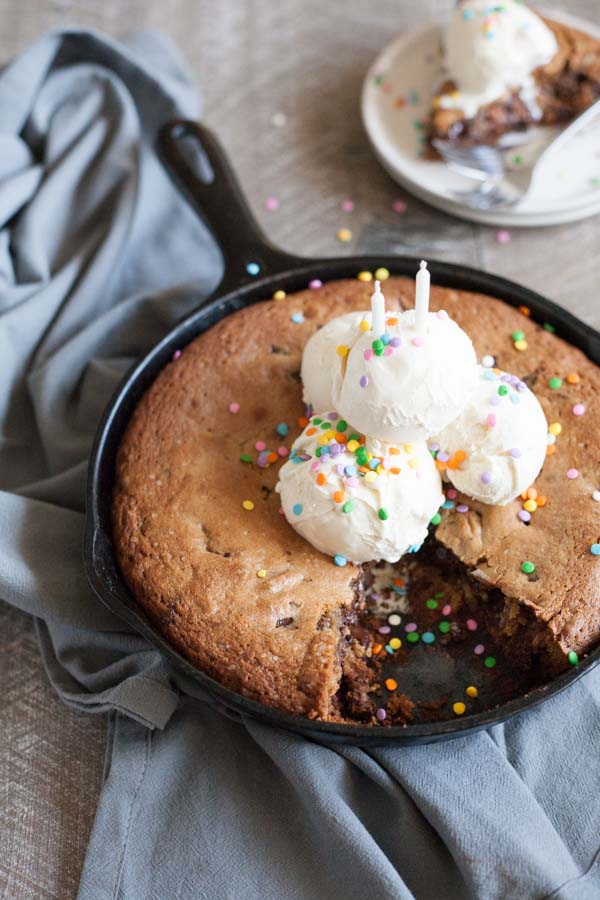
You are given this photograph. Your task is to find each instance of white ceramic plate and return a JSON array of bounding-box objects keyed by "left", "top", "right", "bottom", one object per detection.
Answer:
[{"left": 361, "top": 9, "right": 600, "bottom": 227}]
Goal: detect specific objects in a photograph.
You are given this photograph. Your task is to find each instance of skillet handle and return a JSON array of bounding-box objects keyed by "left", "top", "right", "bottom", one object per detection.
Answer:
[{"left": 158, "top": 120, "right": 303, "bottom": 294}]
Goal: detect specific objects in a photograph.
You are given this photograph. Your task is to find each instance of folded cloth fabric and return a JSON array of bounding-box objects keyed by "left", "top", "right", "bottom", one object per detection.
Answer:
[{"left": 1, "top": 27, "right": 600, "bottom": 900}]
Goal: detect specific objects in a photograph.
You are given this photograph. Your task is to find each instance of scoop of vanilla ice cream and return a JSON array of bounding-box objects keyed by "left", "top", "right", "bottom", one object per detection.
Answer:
[
  {"left": 337, "top": 308, "right": 478, "bottom": 443},
  {"left": 441, "top": 0, "right": 558, "bottom": 118},
  {"left": 276, "top": 413, "right": 443, "bottom": 564},
  {"left": 301, "top": 311, "right": 367, "bottom": 413},
  {"left": 434, "top": 365, "right": 548, "bottom": 505}
]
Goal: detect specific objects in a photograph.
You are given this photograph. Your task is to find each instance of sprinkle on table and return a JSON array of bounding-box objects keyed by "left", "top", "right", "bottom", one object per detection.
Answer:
[
  {"left": 392, "top": 199, "right": 407, "bottom": 213},
  {"left": 385, "top": 678, "right": 398, "bottom": 691},
  {"left": 246, "top": 262, "right": 260, "bottom": 276},
  {"left": 242, "top": 500, "right": 254, "bottom": 511},
  {"left": 466, "top": 686, "right": 478, "bottom": 698},
  {"left": 376, "top": 708, "right": 386, "bottom": 721},
  {"left": 496, "top": 230, "right": 511, "bottom": 244},
  {"left": 521, "top": 561, "right": 536, "bottom": 574},
  {"left": 422, "top": 631, "right": 435, "bottom": 644},
  {"left": 453, "top": 702, "right": 466, "bottom": 716},
  {"left": 439, "top": 621, "right": 451, "bottom": 634},
  {"left": 388, "top": 613, "right": 401, "bottom": 626},
  {"left": 389, "top": 637, "right": 401, "bottom": 650},
  {"left": 484, "top": 656, "right": 497, "bottom": 668},
  {"left": 474, "top": 644, "right": 485, "bottom": 655},
  {"left": 337, "top": 228, "right": 352, "bottom": 242},
  {"left": 265, "top": 197, "right": 279, "bottom": 211}
]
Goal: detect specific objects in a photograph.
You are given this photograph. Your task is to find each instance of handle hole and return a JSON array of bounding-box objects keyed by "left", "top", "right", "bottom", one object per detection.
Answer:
[{"left": 176, "top": 134, "right": 215, "bottom": 185}]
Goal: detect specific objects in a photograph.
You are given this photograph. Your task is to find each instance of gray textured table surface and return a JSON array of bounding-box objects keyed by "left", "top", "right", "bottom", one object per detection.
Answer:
[{"left": 1, "top": 1, "right": 599, "bottom": 897}]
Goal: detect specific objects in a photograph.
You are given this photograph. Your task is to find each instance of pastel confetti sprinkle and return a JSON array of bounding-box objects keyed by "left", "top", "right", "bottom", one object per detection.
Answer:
[
  {"left": 255, "top": 441, "right": 266, "bottom": 451},
  {"left": 273, "top": 289, "right": 286, "bottom": 300},
  {"left": 291, "top": 312, "right": 304, "bottom": 323},
  {"left": 309, "top": 279, "right": 323, "bottom": 289},
  {"left": 466, "top": 619, "right": 478, "bottom": 632},
  {"left": 242, "top": 500, "right": 254, "bottom": 511},
  {"left": 337, "top": 228, "right": 352, "bottom": 242},
  {"left": 265, "top": 197, "right": 279, "bottom": 211},
  {"left": 496, "top": 229, "right": 511, "bottom": 244},
  {"left": 172, "top": 349, "right": 182, "bottom": 361},
  {"left": 453, "top": 702, "right": 466, "bottom": 716},
  {"left": 388, "top": 613, "right": 401, "bottom": 626},
  {"left": 411, "top": 336, "right": 425, "bottom": 347},
  {"left": 360, "top": 375, "right": 369, "bottom": 388},
  {"left": 334, "top": 554, "right": 347, "bottom": 567},
  {"left": 482, "top": 355, "right": 495, "bottom": 368},
  {"left": 572, "top": 404, "right": 585, "bottom": 416},
  {"left": 292, "top": 503, "right": 303, "bottom": 516},
  {"left": 341, "top": 199, "right": 354, "bottom": 212},
  {"left": 257, "top": 569, "right": 267, "bottom": 578},
  {"left": 566, "top": 468, "right": 579, "bottom": 480},
  {"left": 521, "top": 560, "right": 536, "bottom": 574},
  {"left": 474, "top": 644, "right": 485, "bottom": 655},
  {"left": 392, "top": 199, "right": 407, "bottom": 213},
  {"left": 590, "top": 544, "right": 600, "bottom": 556},
  {"left": 246, "top": 262, "right": 260, "bottom": 276},
  {"left": 466, "top": 686, "right": 478, "bottom": 698},
  {"left": 228, "top": 402, "right": 240, "bottom": 414},
  {"left": 376, "top": 708, "right": 386, "bottom": 721}
]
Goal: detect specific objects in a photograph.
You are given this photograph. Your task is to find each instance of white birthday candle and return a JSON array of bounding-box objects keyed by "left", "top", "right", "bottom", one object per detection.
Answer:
[
  {"left": 371, "top": 280, "right": 386, "bottom": 336},
  {"left": 415, "top": 260, "right": 430, "bottom": 333}
]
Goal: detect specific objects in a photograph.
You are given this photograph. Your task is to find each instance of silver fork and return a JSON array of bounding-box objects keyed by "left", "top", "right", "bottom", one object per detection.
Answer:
[{"left": 432, "top": 96, "right": 600, "bottom": 210}]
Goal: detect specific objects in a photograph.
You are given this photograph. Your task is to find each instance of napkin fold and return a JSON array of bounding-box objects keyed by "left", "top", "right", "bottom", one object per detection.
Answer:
[{"left": 1, "top": 27, "right": 599, "bottom": 900}]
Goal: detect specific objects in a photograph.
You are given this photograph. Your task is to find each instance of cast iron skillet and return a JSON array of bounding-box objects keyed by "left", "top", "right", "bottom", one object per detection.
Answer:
[{"left": 84, "top": 120, "right": 600, "bottom": 746}]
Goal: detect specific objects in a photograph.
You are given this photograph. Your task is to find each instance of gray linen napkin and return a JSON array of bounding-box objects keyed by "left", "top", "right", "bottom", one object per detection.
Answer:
[{"left": 1, "top": 27, "right": 600, "bottom": 900}]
